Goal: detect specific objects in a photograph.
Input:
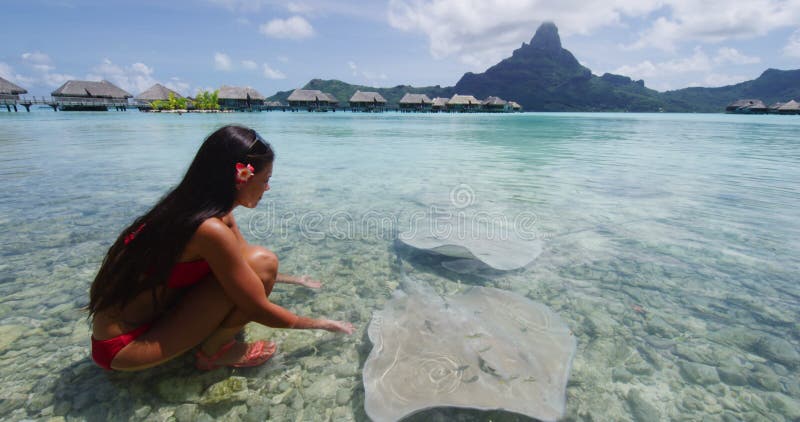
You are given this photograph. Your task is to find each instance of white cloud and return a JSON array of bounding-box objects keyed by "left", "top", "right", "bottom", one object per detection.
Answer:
[
  {"left": 86, "top": 59, "right": 158, "bottom": 94},
  {"left": 207, "top": 0, "right": 270, "bottom": 13},
  {"left": 784, "top": 29, "right": 800, "bottom": 58},
  {"left": 9, "top": 52, "right": 74, "bottom": 88},
  {"left": 241, "top": 60, "right": 258, "bottom": 70},
  {"left": 262, "top": 63, "right": 286, "bottom": 79},
  {"left": 214, "top": 52, "right": 233, "bottom": 71},
  {"left": 388, "top": 0, "right": 800, "bottom": 69},
  {"left": 42, "top": 72, "right": 74, "bottom": 87},
  {"left": 288, "top": 2, "right": 313, "bottom": 13},
  {"left": 615, "top": 47, "right": 712, "bottom": 79},
  {"left": 21, "top": 51, "right": 52, "bottom": 65},
  {"left": 0, "top": 62, "right": 15, "bottom": 80},
  {"left": 277, "top": 55, "right": 290, "bottom": 63},
  {"left": 165, "top": 77, "right": 191, "bottom": 96},
  {"left": 259, "top": 16, "right": 314, "bottom": 39},
  {"left": 625, "top": 1, "right": 800, "bottom": 51},
  {"left": 613, "top": 46, "right": 755, "bottom": 90},
  {"left": 713, "top": 47, "right": 760, "bottom": 65},
  {"left": 346, "top": 61, "right": 387, "bottom": 83},
  {"left": 702, "top": 73, "right": 748, "bottom": 87}
]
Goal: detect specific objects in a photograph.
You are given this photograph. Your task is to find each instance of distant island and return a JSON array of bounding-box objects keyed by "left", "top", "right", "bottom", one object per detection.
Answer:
[{"left": 269, "top": 22, "right": 800, "bottom": 113}]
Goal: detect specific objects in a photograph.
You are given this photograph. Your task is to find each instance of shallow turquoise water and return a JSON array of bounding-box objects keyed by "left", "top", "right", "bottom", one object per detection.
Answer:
[{"left": 0, "top": 110, "right": 799, "bottom": 420}]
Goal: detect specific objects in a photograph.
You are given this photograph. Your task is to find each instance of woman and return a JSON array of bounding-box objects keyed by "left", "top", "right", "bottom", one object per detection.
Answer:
[{"left": 88, "top": 125, "right": 353, "bottom": 371}]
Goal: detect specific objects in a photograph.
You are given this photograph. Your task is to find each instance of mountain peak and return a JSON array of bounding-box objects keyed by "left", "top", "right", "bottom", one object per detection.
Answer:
[{"left": 530, "top": 21, "right": 561, "bottom": 51}]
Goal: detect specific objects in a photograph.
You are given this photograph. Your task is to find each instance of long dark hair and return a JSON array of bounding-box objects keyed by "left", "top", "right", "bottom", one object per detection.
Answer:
[{"left": 88, "top": 125, "right": 275, "bottom": 316}]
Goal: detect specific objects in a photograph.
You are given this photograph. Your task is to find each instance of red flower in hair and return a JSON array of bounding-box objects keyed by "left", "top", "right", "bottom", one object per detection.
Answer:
[
  {"left": 124, "top": 223, "right": 146, "bottom": 245},
  {"left": 235, "top": 162, "right": 255, "bottom": 185}
]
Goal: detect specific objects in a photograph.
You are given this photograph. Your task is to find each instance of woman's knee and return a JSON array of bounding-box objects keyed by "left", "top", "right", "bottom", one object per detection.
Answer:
[{"left": 246, "top": 246, "right": 279, "bottom": 283}]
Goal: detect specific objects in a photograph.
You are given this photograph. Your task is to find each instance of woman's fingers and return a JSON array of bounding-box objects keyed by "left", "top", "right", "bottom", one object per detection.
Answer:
[{"left": 299, "top": 275, "right": 322, "bottom": 289}]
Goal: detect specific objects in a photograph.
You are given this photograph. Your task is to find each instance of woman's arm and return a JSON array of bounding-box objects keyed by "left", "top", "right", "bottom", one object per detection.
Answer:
[
  {"left": 276, "top": 273, "right": 322, "bottom": 289},
  {"left": 227, "top": 214, "right": 322, "bottom": 289},
  {"left": 192, "top": 218, "right": 353, "bottom": 334}
]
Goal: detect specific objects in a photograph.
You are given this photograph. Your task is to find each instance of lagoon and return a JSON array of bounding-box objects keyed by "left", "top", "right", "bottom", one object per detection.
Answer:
[{"left": 1, "top": 111, "right": 799, "bottom": 420}]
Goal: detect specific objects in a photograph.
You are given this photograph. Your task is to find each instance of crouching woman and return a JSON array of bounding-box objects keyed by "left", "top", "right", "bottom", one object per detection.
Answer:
[{"left": 87, "top": 125, "right": 353, "bottom": 371}]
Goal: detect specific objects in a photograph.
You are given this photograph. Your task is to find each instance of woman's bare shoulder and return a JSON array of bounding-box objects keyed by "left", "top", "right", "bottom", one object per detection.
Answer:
[{"left": 195, "top": 217, "right": 232, "bottom": 240}]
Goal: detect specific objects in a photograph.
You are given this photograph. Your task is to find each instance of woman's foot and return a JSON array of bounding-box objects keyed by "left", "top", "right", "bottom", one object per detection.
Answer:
[{"left": 196, "top": 340, "right": 277, "bottom": 370}]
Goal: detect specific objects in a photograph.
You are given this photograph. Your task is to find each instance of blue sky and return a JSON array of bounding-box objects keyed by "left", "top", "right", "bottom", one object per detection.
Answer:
[{"left": 2, "top": 0, "right": 800, "bottom": 97}]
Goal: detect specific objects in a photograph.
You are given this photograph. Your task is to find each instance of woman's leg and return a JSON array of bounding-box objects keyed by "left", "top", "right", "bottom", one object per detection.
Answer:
[
  {"left": 110, "top": 275, "right": 243, "bottom": 370},
  {"left": 110, "top": 248, "right": 279, "bottom": 371},
  {"left": 198, "top": 246, "right": 279, "bottom": 356},
  {"left": 243, "top": 245, "right": 279, "bottom": 296}
]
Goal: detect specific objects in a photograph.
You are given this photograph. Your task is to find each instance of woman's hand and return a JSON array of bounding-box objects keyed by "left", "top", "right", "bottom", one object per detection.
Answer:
[
  {"left": 277, "top": 273, "right": 323, "bottom": 289},
  {"left": 322, "top": 319, "right": 355, "bottom": 335},
  {"left": 296, "top": 275, "right": 322, "bottom": 289}
]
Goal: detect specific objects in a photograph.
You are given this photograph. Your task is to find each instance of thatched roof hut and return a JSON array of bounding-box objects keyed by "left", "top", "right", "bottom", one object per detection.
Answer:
[
  {"left": 323, "top": 93, "right": 339, "bottom": 105},
  {"left": 217, "top": 85, "right": 265, "bottom": 109},
  {"left": 349, "top": 91, "right": 386, "bottom": 111},
  {"left": 725, "top": 99, "right": 767, "bottom": 113},
  {"left": 349, "top": 91, "right": 386, "bottom": 104},
  {"left": 508, "top": 101, "right": 522, "bottom": 111},
  {"left": 218, "top": 85, "right": 265, "bottom": 101},
  {"left": 431, "top": 97, "right": 448, "bottom": 109},
  {"left": 136, "top": 83, "right": 183, "bottom": 102},
  {"left": 482, "top": 96, "right": 508, "bottom": 112},
  {"left": 447, "top": 94, "right": 480, "bottom": 111},
  {"left": 482, "top": 96, "right": 507, "bottom": 106},
  {"left": 399, "top": 93, "right": 432, "bottom": 105},
  {"left": 52, "top": 80, "right": 131, "bottom": 99},
  {"left": 777, "top": 100, "right": 800, "bottom": 114},
  {"left": 448, "top": 94, "right": 480, "bottom": 106},
  {"left": 0, "top": 76, "right": 27, "bottom": 99},
  {"left": 288, "top": 89, "right": 326, "bottom": 102},
  {"left": 287, "top": 89, "right": 338, "bottom": 109},
  {"left": 399, "top": 93, "right": 432, "bottom": 111}
]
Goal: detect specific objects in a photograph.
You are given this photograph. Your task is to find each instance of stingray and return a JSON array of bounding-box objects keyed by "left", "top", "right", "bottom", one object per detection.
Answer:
[
  {"left": 398, "top": 214, "right": 544, "bottom": 271},
  {"left": 363, "top": 278, "right": 576, "bottom": 422}
]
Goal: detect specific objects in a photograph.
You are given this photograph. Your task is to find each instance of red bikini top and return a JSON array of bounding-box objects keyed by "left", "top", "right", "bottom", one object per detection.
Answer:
[
  {"left": 124, "top": 223, "right": 212, "bottom": 289},
  {"left": 167, "top": 260, "right": 211, "bottom": 289}
]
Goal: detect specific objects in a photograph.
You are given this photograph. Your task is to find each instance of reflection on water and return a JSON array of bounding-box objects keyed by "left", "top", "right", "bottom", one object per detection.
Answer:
[{"left": 0, "top": 111, "right": 798, "bottom": 421}]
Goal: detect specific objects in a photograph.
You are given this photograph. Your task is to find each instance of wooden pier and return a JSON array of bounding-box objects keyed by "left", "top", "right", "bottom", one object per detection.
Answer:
[{"left": 1, "top": 96, "right": 150, "bottom": 112}]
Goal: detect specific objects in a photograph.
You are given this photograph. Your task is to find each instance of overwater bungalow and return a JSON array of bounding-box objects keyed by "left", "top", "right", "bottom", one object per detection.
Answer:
[
  {"left": 264, "top": 100, "right": 286, "bottom": 110},
  {"left": 323, "top": 93, "right": 340, "bottom": 110},
  {"left": 769, "top": 102, "right": 785, "bottom": 112},
  {"left": 482, "top": 96, "right": 509, "bottom": 112},
  {"left": 431, "top": 97, "right": 448, "bottom": 112},
  {"left": 136, "top": 83, "right": 183, "bottom": 103},
  {"left": 725, "top": 99, "right": 768, "bottom": 114},
  {"left": 399, "top": 93, "right": 432, "bottom": 112},
  {"left": 508, "top": 101, "right": 523, "bottom": 112},
  {"left": 287, "top": 89, "right": 337, "bottom": 111},
  {"left": 0, "top": 76, "right": 27, "bottom": 111},
  {"left": 777, "top": 100, "right": 800, "bottom": 115},
  {"left": 51, "top": 80, "right": 132, "bottom": 111},
  {"left": 349, "top": 90, "right": 387, "bottom": 112},
  {"left": 218, "top": 85, "right": 265, "bottom": 111},
  {"left": 447, "top": 94, "right": 481, "bottom": 112}
]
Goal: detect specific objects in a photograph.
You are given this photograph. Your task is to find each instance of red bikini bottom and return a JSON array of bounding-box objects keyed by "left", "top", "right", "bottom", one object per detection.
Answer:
[{"left": 91, "top": 323, "right": 153, "bottom": 370}]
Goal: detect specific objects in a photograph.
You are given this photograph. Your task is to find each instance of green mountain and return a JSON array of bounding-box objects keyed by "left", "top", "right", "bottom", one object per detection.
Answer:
[
  {"left": 269, "top": 22, "right": 800, "bottom": 112},
  {"left": 453, "top": 22, "right": 664, "bottom": 111},
  {"left": 662, "top": 69, "right": 800, "bottom": 112}
]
